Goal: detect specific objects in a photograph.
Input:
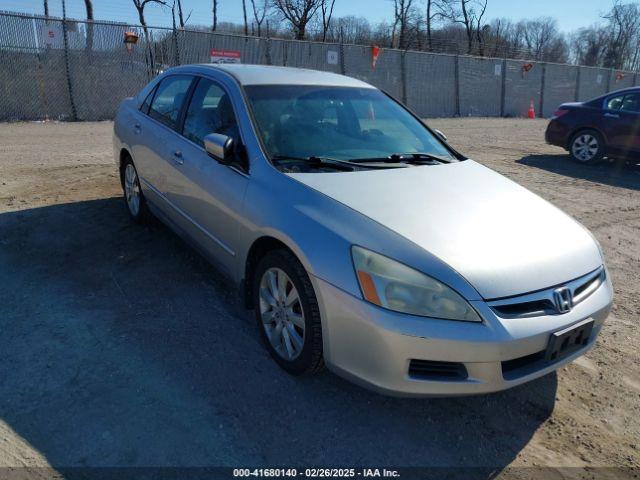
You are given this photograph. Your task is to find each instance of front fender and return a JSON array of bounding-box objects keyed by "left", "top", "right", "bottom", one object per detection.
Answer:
[{"left": 238, "top": 167, "right": 482, "bottom": 303}]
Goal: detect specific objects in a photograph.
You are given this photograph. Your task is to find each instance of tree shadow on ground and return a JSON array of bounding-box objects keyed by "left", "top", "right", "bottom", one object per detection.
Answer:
[{"left": 0, "top": 198, "right": 557, "bottom": 479}]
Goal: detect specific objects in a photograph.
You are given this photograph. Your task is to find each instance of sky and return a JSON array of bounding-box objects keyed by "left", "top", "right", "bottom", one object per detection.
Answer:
[{"left": 2, "top": 0, "right": 616, "bottom": 33}]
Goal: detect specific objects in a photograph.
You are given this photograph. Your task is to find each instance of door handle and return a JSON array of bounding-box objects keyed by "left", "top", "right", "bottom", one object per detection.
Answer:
[
  {"left": 133, "top": 123, "right": 141, "bottom": 133},
  {"left": 604, "top": 113, "right": 620, "bottom": 119},
  {"left": 173, "top": 150, "right": 184, "bottom": 165}
]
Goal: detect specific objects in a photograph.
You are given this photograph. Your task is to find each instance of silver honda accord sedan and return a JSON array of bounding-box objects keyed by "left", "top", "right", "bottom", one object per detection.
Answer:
[{"left": 113, "top": 64, "right": 613, "bottom": 396}]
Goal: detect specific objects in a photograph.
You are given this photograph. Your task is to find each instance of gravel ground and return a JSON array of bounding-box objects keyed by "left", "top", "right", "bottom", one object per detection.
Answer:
[{"left": 0, "top": 118, "right": 638, "bottom": 477}]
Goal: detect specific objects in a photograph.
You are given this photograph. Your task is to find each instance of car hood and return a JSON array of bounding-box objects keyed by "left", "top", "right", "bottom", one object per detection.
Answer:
[{"left": 288, "top": 160, "right": 602, "bottom": 299}]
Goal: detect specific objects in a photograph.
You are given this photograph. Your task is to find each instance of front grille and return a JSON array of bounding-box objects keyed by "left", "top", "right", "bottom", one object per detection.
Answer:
[
  {"left": 491, "top": 299, "right": 555, "bottom": 318},
  {"left": 488, "top": 267, "right": 605, "bottom": 319},
  {"left": 408, "top": 360, "right": 468, "bottom": 381},
  {"left": 574, "top": 273, "right": 602, "bottom": 300}
]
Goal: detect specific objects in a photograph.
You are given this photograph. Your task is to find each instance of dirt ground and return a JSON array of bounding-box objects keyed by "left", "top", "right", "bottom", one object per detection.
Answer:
[{"left": 0, "top": 118, "right": 638, "bottom": 477}]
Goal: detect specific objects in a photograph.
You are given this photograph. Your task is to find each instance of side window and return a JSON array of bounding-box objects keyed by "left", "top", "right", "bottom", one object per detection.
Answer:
[
  {"left": 606, "top": 95, "right": 624, "bottom": 110},
  {"left": 140, "top": 85, "right": 157, "bottom": 114},
  {"left": 620, "top": 93, "right": 640, "bottom": 113},
  {"left": 148, "top": 75, "right": 193, "bottom": 130},
  {"left": 183, "top": 78, "right": 240, "bottom": 148}
]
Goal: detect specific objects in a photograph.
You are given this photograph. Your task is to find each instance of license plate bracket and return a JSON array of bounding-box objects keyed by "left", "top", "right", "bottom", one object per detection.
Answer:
[{"left": 545, "top": 318, "right": 594, "bottom": 362}]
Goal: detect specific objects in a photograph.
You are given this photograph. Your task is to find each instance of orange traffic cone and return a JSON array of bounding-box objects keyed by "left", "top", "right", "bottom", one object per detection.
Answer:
[{"left": 528, "top": 100, "right": 536, "bottom": 119}]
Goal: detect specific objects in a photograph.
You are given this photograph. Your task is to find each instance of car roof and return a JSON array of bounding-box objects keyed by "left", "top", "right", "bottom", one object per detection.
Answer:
[
  {"left": 583, "top": 86, "right": 640, "bottom": 105},
  {"left": 602, "top": 86, "right": 640, "bottom": 97},
  {"left": 181, "top": 64, "right": 376, "bottom": 88}
]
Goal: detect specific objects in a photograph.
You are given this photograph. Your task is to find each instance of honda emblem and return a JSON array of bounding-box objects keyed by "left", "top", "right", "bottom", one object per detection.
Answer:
[{"left": 553, "top": 287, "right": 573, "bottom": 313}]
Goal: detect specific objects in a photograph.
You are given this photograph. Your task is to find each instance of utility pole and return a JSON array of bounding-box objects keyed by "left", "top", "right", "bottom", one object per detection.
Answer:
[{"left": 61, "top": 0, "right": 78, "bottom": 120}]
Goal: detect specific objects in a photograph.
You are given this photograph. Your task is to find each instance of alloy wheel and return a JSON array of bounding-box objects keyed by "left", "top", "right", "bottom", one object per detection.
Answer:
[
  {"left": 124, "top": 163, "right": 141, "bottom": 216},
  {"left": 258, "top": 267, "right": 305, "bottom": 361},
  {"left": 572, "top": 134, "right": 599, "bottom": 162}
]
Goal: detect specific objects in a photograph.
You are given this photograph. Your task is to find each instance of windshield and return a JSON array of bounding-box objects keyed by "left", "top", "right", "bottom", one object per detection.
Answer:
[{"left": 244, "top": 85, "right": 456, "bottom": 164}]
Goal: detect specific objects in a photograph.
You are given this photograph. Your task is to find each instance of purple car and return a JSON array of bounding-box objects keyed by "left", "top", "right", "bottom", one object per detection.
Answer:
[{"left": 545, "top": 87, "right": 640, "bottom": 164}]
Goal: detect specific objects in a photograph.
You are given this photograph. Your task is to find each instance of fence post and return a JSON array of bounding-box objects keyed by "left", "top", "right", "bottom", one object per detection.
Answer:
[
  {"left": 500, "top": 58, "right": 507, "bottom": 117},
  {"left": 400, "top": 50, "right": 407, "bottom": 105},
  {"left": 539, "top": 63, "right": 546, "bottom": 119},
  {"left": 264, "top": 37, "right": 271, "bottom": 65},
  {"left": 61, "top": 3, "right": 78, "bottom": 120},
  {"left": 454, "top": 55, "right": 460, "bottom": 116},
  {"left": 172, "top": 27, "right": 180, "bottom": 66},
  {"left": 338, "top": 29, "right": 345, "bottom": 75},
  {"left": 574, "top": 66, "right": 581, "bottom": 102}
]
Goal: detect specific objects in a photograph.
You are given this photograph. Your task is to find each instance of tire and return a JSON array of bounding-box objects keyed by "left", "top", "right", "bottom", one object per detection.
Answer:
[
  {"left": 569, "top": 130, "right": 605, "bottom": 165},
  {"left": 121, "top": 156, "right": 149, "bottom": 223},
  {"left": 253, "top": 249, "right": 324, "bottom": 375}
]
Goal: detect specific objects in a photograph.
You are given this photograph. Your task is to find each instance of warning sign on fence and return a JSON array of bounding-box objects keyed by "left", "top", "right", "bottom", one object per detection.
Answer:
[
  {"left": 40, "top": 24, "right": 62, "bottom": 48},
  {"left": 210, "top": 49, "right": 241, "bottom": 64}
]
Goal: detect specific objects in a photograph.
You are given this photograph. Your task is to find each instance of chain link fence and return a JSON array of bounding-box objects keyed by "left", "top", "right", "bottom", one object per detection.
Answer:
[{"left": 1, "top": 10, "right": 639, "bottom": 122}]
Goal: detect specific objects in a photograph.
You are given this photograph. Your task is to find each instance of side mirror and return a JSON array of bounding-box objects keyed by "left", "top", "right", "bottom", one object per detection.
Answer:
[
  {"left": 434, "top": 129, "right": 448, "bottom": 143},
  {"left": 204, "top": 133, "right": 234, "bottom": 165}
]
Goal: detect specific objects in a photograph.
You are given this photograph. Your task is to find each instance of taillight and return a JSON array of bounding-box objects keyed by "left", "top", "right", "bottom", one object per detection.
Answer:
[{"left": 553, "top": 109, "right": 569, "bottom": 118}]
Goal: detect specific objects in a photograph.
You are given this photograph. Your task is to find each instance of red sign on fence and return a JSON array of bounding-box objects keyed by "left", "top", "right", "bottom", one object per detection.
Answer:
[
  {"left": 210, "top": 49, "right": 241, "bottom": 64},
  {"left": 40, "top": 24, "right": 61, "bottom": 47}
]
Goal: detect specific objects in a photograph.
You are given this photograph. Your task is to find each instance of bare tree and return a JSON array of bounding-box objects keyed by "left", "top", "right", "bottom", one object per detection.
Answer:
[
  {"left": 212, "top": 0, "right": 218, "bottom": 31},
  {"left": 241, "top": 0, "right": 249, "bottom": 35},
  {"left": 320, "top": 0, "right": 336, "bottom": 42},
  {"left": 425, "top": 0, "right": 448, "bottom": 51},
  {"left": 570, "top": 26, "right": 607, "bottom": 66},
  {"left": 391, "top": 0, "right": 414, "bottom": 49},
  {"left": 132, "top": 0, "right": 168, "bottom": 41},
  {"left": 518, "top": 17, "right": 567, "bottom": 62},
  {"left": 250, "top": 0, "right": 269, "bottom": 36},
  {"left": 272, "top": 0, "right": 323, "bottom": 40},
  {"left": 84, "top": 0, "right": 94, "bottom": 52},
  {"left": 464, "top": 0, "right": 487, "bottom": 55},
  {"left": 132, "top": 0, "right": 169, "bottom": 72},
  {"left": 601, "top": 1, "right": 640, "bottom": 69},
  {"left": 326, "top": 16, "right": 372, "bottom": 43},
  {"left": 441, "top": 0, "right": 487, "bottom": 54},
  {"left": 176, "top": 0, "right": 185, "bottom": 27},
  {"left": 425, "top": 0, "right": 435, "bottom": 51}
]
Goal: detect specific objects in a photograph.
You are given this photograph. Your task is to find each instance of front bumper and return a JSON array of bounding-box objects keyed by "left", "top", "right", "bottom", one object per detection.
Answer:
[{"left": 311, "top": 273, "right": 612, "bottom": 397}]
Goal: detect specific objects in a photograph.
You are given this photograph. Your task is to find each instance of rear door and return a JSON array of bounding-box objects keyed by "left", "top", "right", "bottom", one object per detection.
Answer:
[
  {"left": 164, "top": 76, "right": 249, "bottom": 276},
  {"left": 601, "top": 92, "right": 640, "bottom": 154},
  {"left": 136, "top": 74, "right": 195, "bottom": 211}
]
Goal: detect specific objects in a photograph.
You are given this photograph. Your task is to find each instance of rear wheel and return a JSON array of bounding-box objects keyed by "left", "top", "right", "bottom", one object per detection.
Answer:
[
  {"left": 121, "top": 157, "right": 149, "bottom": 223},
  {"left": 569, "top": 130, "right": 605, "bottom": 164}
]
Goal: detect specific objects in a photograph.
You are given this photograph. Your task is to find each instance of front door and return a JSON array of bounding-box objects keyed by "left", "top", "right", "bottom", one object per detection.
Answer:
[{"left": 164, "top": 76, "right": 249, "bottom": 277}]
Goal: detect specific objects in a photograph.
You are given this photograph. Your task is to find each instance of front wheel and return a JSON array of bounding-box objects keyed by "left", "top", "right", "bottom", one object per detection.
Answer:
[
  {"left": 253, "top": 249, "right": 324, "bottom": 375},
  {"left": 569, "top": 130, "right": 605, "bottom": 164}
]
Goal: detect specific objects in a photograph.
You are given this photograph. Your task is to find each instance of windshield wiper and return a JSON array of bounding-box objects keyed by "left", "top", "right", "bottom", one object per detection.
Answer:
[
  {"left": 389, "top": 152, "right": 452, "bottom": 164},
  {"left": 351, "top": 152, "right": 452, "bottom": 164},
  {"left": 270, "top": 155, "right": 398, "bottom": 170}
]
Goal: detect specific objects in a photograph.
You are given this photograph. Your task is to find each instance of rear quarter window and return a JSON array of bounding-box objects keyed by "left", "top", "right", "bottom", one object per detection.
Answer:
[{"left": 140, "top": 86, "right": 157, "bottom": 114}]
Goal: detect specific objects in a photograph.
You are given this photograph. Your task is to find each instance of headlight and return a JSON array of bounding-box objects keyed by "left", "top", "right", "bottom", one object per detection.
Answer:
[{"left": 351, "top": 246, "right": 481, "bottom": 322}]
